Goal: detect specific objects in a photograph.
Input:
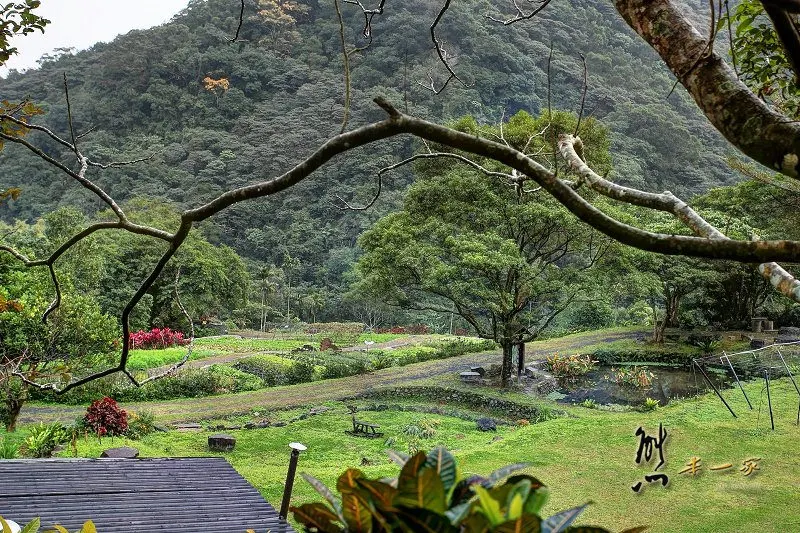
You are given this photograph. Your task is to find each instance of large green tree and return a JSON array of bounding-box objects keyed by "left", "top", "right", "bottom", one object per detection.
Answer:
[{"left": 356, "top": 111, "right": 614, "bottom": 385}]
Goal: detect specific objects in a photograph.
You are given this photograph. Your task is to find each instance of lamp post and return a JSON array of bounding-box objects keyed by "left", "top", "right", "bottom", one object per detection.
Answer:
[{"left": 279, "top": 442, "right": 307, "bottom": 520}]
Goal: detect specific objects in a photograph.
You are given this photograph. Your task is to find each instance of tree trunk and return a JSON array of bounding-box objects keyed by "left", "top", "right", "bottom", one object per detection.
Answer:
[
  {"left": 501, "top": 341, "right": 513, "bottom": 388},
  {"left": 3, "top": 396, "right": 23, "bottom": 432},
  {"left": 517, "top": 342, "right": 526, "bottom": 379}
]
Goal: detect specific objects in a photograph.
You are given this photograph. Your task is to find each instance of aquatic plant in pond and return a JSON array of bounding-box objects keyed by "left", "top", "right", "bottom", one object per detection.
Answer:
[
  {"left": 609, "top": 366, "right": 654, "bottom": 388},
  {"left": 544, "top": 354, "right": 598, "bottom": 379}
]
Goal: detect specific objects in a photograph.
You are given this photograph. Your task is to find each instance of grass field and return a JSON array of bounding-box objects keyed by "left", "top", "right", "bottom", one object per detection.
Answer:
[
  {"left": 8, "top": 328, "right": 799, "bottom": 531},
  {"left": 18, "top": 378, "right": 796, "bottom": 532}
]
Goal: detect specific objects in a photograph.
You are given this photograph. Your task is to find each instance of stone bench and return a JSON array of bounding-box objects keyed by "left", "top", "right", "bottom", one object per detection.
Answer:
[{"left": 460, "top": 371, "right": 482, "bottom": 383}]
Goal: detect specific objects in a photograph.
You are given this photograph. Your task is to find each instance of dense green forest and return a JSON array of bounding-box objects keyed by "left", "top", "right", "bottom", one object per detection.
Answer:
[{"left": 0, "top": 0, "right": 743, "bottom": 323}]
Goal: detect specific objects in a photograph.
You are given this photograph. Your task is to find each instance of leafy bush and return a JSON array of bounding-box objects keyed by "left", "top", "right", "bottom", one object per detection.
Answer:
[
  {"left": 128, "top": 327, "right": 188, "bottom": 350},
  {"left": 687, "top": 333, "right": 722, "bottom": 355},
  {"left": 369, "top": 350, "right": 397, "bottom": 370},
  {"left": 544, "top": 354, "right": 597, "bottom": 379},
  {"left": 321, "top": 359, "right": 370, "bottom": 379},
  {"left": 581, "top": 399, "right": 598, "bottom": 409},
  {"left": 609, "top": 366, "right": 654, "bottom": 388},
  {"left": 84, "top": 397, "right": 128, "bottom": 437},
  {"left": 641, "top": 397, "right": 660, "bottom": 412},
  {"left": 0, "top": 437, "right": 18, "bottom": 459},
  {"left": 284, "top": 359, "right": 316, "bottom": 385},
  {"left": 402, "top": 418, "right": 441, "bottom": 439},
  {"left": 21, "top": 423, "right": 71, "bottom": 458},
  {"left": 125, "top": 411, "right": 156, "bottom": 440},
  {"left": 233, "top": 355, "right": 291, "bottom": 387},
  {"left": 292, "top": 447, "right": 631, "bottom": 532}
]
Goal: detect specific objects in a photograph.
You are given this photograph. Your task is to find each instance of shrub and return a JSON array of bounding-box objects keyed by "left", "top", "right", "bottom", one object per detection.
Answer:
[
  {"left": 321, "top": 359, "right": 370, "bottom": 379},
  {"left": 21, "top": 422, "right": 71, "bottom": 458},
  {"left": 0, "top": 437, "right": 18, "bottom": 459},
  {"left": 233, "top": 355, "right": 290, "bottom": 387},
  {"left": 125, "top": 411, "right": 156, "bottom": 440},
  {"left": 284, "top": 359, "right": 316, "bottom": 384},
  {"left": 84, "top": 397, "right": 128, "bottom": 437},
  {"left": 292, "top": 447, "right": 627, "bottom": 532},
  {"left": 369, "top": 350, "right": 396, "bottom": 370},
  {"left": 128, "top": 327, "right": 188, "bottom": 350},
  {"left": 581, "top": 398, "right": 598, "bottom": 409},
  {"left": 544, "top": 354, "right": 597, "bottom": 379},
  {"left": 641, "top": 397, "right": 660, "bottom": 412}
]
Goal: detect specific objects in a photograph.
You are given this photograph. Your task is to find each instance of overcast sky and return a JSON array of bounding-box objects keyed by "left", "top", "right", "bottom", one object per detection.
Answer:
[{"left": 1, "top": 0, "right": 190, "bottom": 76}]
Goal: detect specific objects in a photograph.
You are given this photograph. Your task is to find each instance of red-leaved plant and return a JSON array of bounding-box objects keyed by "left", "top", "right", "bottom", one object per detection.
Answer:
[
  {"left": 84, "top": 397, "right": 128, "bottom": 437},
  {"left": 128, "top": 327, "right": 188, "bottom": 350}
]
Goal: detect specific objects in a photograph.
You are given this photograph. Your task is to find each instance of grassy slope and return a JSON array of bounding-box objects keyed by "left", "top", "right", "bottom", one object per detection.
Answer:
[{"left": 30, "top": 379, "right": 798, "bottom": 533}]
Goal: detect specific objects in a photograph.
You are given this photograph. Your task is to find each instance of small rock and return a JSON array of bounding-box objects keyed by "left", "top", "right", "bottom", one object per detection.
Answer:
[
  {"left": 226, "top": 425, "right": 241, "bottom": 430},
  {"left": 273, "top": 422, "right": 287, "bottom": 427},
  {"left": 209, "top": 424, "right": 225, "bottom": 431},
  {"left": 244, "top": 423, "right": 256, "bottom": 429},
  {"left": 208, "top": 434, "right": 236, "bottom": 452},
  {"left": 297, "top": 413, "right": 309, "bottom": 420},
  {"left": 476, "top": 418, "right": 497, "bottom": 432},
  {"left": 309, "top": 406, "right": 330, "bottom": 415},
  {"left": 101, "top": 446, "right": 139, "bottom": 459},
  {"left": 255, "top": 421, "right": 271, "bottom": 429},
  {"left": 491, "top": 436, "right": 503, "bottom": 442}
]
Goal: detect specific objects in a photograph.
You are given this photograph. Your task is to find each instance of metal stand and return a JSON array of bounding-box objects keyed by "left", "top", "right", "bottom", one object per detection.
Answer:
[
  {"left": 776, "top": 348, "right": 800, "bottom": 425},
  {"left": 694, "top": 360, "right": 737, "bottom": 418},
  {"left": 723, "top": 354, "right": 752, "bottom": 410},
  {"left": 764, "top": 370, "right": 775, "bottom": 431}
]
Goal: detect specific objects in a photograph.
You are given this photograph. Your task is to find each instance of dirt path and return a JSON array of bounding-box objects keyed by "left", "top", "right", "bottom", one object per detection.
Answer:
[{"left": 20, "top": 329, "right": 643, "bottom": 424}]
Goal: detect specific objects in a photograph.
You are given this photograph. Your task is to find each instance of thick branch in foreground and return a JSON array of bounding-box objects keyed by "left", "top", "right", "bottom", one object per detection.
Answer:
[
  {"left": 615, "top": 0, "right": 800, "bottom": 178},
  {"left": 9, "top": 97, "right": 800, "bottom": 392},
  {"left": 558, "top": 133, "right": 800, "bottom": 304}
]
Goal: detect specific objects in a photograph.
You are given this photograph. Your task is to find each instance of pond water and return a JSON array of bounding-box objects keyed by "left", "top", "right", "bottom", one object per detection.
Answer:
[{"left": 554, "top": 365, "right": 732, "bottom": 406}]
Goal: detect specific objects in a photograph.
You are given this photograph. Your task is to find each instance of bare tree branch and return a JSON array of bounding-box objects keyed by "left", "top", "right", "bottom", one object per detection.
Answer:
[{"left": 486, "top": 0, "right": 552, "bottom": 26}]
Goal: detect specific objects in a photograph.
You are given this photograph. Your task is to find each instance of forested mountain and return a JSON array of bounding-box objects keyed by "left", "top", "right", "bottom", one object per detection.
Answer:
[{"left": 0, "top": 0, "right": 735, "bottom": 318}]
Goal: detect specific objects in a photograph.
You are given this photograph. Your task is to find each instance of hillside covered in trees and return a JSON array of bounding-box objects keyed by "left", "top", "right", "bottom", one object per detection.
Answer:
[{"left": 0, "top": 0, "right": 739, "bottom": 321}]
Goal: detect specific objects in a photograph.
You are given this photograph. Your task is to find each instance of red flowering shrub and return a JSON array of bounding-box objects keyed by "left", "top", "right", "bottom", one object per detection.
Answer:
[
  {"left": 84, "top": 397, "right": 128, "bottom": 437},
  {"left": 128, "top": 327, "right": 188, "bottom": 350}
]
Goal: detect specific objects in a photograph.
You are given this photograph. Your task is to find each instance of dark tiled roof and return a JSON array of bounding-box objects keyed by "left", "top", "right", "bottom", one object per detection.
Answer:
[{"left": 0, "top": 457, "right": 294, "bottom": 532}]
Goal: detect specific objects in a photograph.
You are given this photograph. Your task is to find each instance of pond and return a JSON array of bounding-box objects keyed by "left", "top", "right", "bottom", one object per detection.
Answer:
[{"left": 553, "top": 364, "right": 732, "bottom": 406}]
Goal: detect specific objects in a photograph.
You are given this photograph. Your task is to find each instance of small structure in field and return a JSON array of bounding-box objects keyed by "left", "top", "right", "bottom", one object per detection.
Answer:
[{"left": 345, "top": 405, "right": 384, "bottom": 438}]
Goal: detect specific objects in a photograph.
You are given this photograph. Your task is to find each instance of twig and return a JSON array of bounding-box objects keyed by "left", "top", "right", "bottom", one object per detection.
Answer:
[{"left": 230, "top": 0, "right": 245, "bottom": 42}]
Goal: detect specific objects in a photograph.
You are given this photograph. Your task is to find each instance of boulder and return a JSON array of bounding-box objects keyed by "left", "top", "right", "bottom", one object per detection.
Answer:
[
  {"left": 750, "top": 339, "right": 767, "bottom": 349},
  {"left": 476, "top": 418, "right": 497, "bottom": 432},
  {"left": 101, "top": 447, "right": 139, "bottom": 459},
  {"left": 208, "top": 434, "right": 236, "bottom": 452},
  {"left": 777, "top": 326, "right": 800, "bottom": 344},
  {"left": 470, "top": 366, "right": 486, "bottom": 376}
]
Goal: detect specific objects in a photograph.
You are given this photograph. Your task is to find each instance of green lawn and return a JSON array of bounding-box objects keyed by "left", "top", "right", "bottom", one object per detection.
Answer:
[
  {"left": 46, "top": 378, "right": 800, "bottom": 532},
  {"left": 127, "top": 347, "right": 216, "bottom": 370}
]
